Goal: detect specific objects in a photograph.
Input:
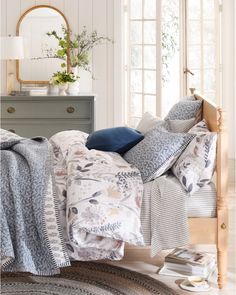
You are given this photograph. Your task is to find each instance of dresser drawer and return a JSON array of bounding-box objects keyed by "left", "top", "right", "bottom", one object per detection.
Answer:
[
  {"left": 1, "top": 119, "right": 93, "bottom": 139},
  {"left": 1, "top": 100, "right": 92, "bottom": 119}
]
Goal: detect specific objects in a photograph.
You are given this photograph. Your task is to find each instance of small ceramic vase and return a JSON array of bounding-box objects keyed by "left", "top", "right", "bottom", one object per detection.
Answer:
[
  {"left": 67, "top": 66, "right": 80, "bottom": 95},
  {"left": 48, "top": 84, "right": 59, "bottom": 95},
  {"left": 58, "top": 83, "right": 68, "bottom": 96},
  {"left": 67, "top": 81, "right": 79, "bottom": 95}
]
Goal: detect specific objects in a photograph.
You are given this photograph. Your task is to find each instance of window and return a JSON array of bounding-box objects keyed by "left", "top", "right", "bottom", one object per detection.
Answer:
[
  {"left": 124, "top": 0, "right": 158, "bottom": 127},
  {"left": 161, "top": 0, "right": 180, "bottom": 116},
  {"left": 124, "top": 0, "right": 180, "bottom": 126},
  {"left": 124, "top": 0, "right": 221, "bottom": 126},
  {"left": 184, "top": 0, "right": 221, "bottom": 103}
]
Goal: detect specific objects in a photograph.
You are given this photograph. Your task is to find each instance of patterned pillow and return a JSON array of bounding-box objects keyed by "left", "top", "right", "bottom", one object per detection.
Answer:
[
  {"left": 165, "top": 100, "right": 202, "bottom": 120},
  {"left": 166, "top": 117, "right": 196, "bottom": 133},
  {"left": 123, "top": 127, "right": 195, "bottom": 183},
  {"left": 188, "top": 119, "right": 208, "bottom": 133},
  {"left": 172, "top": 120, "right": 217, "bottom": 194}
]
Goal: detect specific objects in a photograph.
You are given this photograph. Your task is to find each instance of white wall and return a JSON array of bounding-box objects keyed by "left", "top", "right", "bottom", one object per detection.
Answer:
[
  {"left": 221, "top": 0, "right": 236, "bottom": 183},
  {"left": 234, "top": 0, "right": 236, "bottom": 185},
  {"left": 0, "top": 0, "right": 116, "bottom": 130}
]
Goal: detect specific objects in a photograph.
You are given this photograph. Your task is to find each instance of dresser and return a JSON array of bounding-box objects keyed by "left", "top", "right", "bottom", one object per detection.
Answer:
[{"left": 0, "top": 95, "right": 95, "bottom": 138}]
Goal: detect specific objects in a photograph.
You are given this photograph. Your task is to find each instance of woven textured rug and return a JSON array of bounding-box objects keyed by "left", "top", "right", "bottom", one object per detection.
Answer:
[{"left": 1, "top": 262, "right": 179, "bottom": 295}]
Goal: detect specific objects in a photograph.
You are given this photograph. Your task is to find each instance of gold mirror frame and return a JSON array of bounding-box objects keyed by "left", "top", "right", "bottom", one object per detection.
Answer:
[{"left": 16, "top": 5, "right": 70, "bottom": 84}]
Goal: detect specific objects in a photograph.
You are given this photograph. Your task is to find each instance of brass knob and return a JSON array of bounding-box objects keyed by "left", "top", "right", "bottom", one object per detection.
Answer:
[
  {"left": 8, "top": 129, "right": 16, "bottom": 133},
  {"left": 221, "top": 223, "right": 227, "bottom": 230},
  {"left": 7, "top": 107, "right": 16, "bottom": 113},
  {"left": 67, "top": 106, "right": 75, "bottom": 114}
]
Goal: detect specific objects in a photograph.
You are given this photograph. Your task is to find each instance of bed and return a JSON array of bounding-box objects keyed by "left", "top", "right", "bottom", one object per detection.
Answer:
[
  {"left": 0, "top": 93, "right": 228, "bottom": 288},
  {"left": 125, "top": 93, "right": 228, "bottom": 289}
]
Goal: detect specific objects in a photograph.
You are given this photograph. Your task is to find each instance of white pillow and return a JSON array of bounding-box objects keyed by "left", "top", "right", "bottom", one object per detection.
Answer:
[
  {"left": 180, "top": 95, "right": 195, "bottom": 101},
  {"left": 172, "top": 120, "right": 217, "bottom": 195},
  {"left": 166, "top": 117, "right": 195, "bottom": 133},
  {"left": 136, "top": 112, "right": 162, "bottom": 134}
]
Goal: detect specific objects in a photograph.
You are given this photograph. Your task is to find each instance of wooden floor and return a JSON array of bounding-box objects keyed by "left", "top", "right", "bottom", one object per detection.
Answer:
[{"left": 109, "top": 183, "right": 236, "bottom": 294}]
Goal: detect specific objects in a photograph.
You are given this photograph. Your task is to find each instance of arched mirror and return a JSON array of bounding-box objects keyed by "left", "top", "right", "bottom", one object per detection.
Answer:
[{"left": 16, "top": 5, "right": 69, "bottom": 84}]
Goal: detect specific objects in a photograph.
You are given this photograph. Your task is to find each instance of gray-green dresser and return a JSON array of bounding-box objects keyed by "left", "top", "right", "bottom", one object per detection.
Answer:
[{"left": 0, "top": 95, "right": 95, "bottom": 138}]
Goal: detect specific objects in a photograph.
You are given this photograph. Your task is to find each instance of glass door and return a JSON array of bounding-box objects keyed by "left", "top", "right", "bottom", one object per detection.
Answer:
[{"left": 184, "top": 0, "right": 221, "bottom": 103}]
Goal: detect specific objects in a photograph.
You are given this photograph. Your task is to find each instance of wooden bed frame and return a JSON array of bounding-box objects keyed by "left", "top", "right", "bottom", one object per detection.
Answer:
[
  {"left": 125, "top": 93, "right": 228, "bottom": 289},
  {"left": 192, "top": 93, "right": 228, "bottom": 289}
]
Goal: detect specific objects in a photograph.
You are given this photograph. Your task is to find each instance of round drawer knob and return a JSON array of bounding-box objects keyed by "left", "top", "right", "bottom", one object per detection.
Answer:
[
  {"left": 7, "top": 107, "right": 16, "bottom": 113},
  {"left": 221, "top": 223, "right": 227, "bottom": 230},
  {"left": 8, "top": 129, "right": 16, "bottom": 133},
  {"left": 67, "top": 106, "right": 75, "bottom": 114}
]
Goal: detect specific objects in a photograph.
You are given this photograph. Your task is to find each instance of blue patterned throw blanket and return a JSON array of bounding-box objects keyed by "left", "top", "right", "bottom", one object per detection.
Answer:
[{"left": 0, "top": 129, "right": 70, "bottom": 275}]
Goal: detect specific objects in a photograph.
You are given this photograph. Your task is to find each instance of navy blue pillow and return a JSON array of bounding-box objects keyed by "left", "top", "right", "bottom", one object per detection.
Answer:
[{"left": 86, "top": 127, "right": 144, "bottom": 154}]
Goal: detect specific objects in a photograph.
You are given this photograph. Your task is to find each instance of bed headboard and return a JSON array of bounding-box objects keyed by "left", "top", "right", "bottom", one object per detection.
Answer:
[
  {"left": 194, "top": 93, "right": 228, "bottom": 249},
  {"left": 194, "top": 93, "right": 219, "bottom": 132}
]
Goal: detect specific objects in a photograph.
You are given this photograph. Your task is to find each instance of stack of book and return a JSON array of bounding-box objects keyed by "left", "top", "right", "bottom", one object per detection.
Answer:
[
  {"left": 21, "top": 86, "right": 48, "bottom": 96},
  {"left": 159, "top": 248, "right": 216, "bottom": 278}
]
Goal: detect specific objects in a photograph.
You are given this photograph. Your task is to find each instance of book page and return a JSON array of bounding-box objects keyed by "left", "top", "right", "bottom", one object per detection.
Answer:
[{"left": 168, "top": 249, "right": 209, "bottom": 265}]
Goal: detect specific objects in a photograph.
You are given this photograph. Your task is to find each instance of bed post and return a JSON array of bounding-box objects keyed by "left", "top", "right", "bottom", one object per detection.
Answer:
[{"left": 216, "top": 108, "right": 228, "bottom": 289}]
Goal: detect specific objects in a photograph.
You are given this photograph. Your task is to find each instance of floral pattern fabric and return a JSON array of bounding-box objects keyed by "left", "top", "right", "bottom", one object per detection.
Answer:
[
  {"left": 50, "top": 130, "right": 144, "bottom": 261},
  {"left": 172, "top": 120, "right": 217, "bottom": 195}
]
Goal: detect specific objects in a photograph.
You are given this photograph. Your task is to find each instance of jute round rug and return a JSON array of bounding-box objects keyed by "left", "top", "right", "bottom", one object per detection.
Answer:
[{"left": 1, "top": 262, "right": 179, "bottom": 295}]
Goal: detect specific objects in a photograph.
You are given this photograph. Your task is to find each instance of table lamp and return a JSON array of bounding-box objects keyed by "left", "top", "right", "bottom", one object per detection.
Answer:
[{"left": 0, "top": 36, "right": 24, "bottom": 94}]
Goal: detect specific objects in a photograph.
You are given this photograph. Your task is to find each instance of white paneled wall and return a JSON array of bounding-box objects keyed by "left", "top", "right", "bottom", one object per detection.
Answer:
[
  {"left": 0, "top": 0, "right": 7, "bottom": 95},
  {"left": 0, "top": 0, "right": 116, "bottom": 129},
  {"left": 221, "top": 0, "right": 235, "bottom": 161}
]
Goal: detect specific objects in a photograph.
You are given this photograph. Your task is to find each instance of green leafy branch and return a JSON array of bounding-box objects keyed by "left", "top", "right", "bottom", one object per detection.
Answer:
[
  {"left": 50, "top": 71, "right": 78, "bottom": 85},
  {"left": 47, "top": 26, "right": 113, "bottom": 74}
]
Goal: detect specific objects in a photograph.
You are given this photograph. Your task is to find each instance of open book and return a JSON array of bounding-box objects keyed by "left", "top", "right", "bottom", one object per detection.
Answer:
[{"left": 165, "top": 248, "right": 214, "bottom": 266}]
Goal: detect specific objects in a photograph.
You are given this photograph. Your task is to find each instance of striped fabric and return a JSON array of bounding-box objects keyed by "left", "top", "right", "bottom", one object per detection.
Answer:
[
  {"left": 186, "top": 181, "right": 216, "bottom": 217},
  {"left": 141, "top": 174, "right": 189, "bottom": 257},
  {"left": 140, "top": 173, "right": 216, "bottom": 257}
]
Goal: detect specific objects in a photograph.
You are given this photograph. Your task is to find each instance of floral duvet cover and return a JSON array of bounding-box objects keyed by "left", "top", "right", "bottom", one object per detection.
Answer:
[{"left": 50, "top": 130, "right": 144, "bottom": 261}]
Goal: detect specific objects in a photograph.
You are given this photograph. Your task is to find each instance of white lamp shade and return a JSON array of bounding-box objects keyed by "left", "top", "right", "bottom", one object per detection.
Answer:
[{"left": 0, "top": 36, "right": 24, "bottom": 60}]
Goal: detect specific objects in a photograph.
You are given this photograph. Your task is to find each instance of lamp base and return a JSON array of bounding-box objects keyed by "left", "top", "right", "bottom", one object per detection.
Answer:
[
  {"left": 7, "top": 72, "right": 15, "bottom": 94},
  {"left": 6, "top": 60, "right": 18, "bottom": 95}
]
